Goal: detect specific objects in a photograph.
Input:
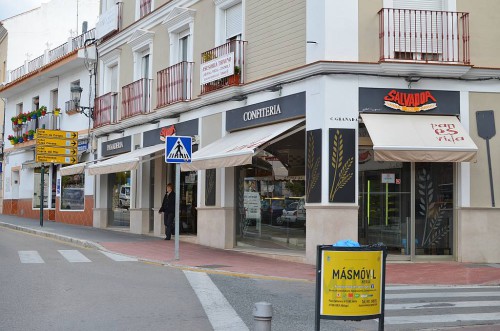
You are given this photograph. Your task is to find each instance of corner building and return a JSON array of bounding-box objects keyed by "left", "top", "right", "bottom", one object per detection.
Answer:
[{"left": 89, "top": 0, "right": 500, "bottom": 264}]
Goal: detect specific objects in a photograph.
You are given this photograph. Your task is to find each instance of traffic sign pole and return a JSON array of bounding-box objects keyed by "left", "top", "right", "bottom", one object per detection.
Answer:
[
  {"left": 40, "top": 164, "right": 44, "bottom": 227},
  {"left": 175, "top": 164, "right": 180, "bottom": 260}
]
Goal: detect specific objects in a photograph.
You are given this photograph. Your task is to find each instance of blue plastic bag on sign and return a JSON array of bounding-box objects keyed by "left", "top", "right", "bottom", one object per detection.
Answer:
[{"left": 333, "top": 239, "right": 360, "bottom": 247}]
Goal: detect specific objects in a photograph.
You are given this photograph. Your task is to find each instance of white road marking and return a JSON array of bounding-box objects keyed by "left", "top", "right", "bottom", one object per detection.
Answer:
[
  {"left": 18, "top": 251, "right": 44, "bottom": 263},
  {"left": 386, "top": 300, "right": 500, "bottom": 310},
  {"left": 58, "top": 250, "right": 91, "bottom": 263},
  {"left": 386, "top": 291, "right": 500, "bottom": 299},
  {"left": 183, "top": 270, "right": 249, "bottom": 331},
  {"left": 386, "top": 312, "right": 500, "bottom": 325},
  {"left": 100, "top": 251, "right": 138, "bottom": 262}
]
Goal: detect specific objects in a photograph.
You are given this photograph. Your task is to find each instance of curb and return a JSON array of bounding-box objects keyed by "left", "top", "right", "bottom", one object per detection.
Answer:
[{"left": 0, "top": 221, "right": 105, "bottom": 251}]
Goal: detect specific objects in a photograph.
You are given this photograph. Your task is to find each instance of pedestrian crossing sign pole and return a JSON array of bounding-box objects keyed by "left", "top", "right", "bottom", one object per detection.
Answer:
[{"left": 165, "top": 136, "right": 192, "bottom": 261}]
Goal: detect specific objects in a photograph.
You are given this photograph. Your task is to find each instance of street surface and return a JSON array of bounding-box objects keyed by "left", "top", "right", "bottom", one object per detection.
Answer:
[{"left": 1, "top": 227, "right": 500, "bottom": 330}]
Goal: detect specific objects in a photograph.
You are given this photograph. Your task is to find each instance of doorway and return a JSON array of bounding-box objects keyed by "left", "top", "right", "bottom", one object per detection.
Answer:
[{"left": 358, "top": 149, "right": 454, "bottom": 259}]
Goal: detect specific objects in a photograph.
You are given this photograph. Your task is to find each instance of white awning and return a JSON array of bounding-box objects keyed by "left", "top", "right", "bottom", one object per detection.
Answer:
[
  {"left": 181, "top": 119, "right": 304, "bottom": 171},
  {"left": 60, "top": 163, "right": 86, "bottom": 176},
  {"left": 360, "top": 113, "right": 478, "bottom": 162},
  {"left": 88, "top": 143, "right": 165, "bottom": 175}
]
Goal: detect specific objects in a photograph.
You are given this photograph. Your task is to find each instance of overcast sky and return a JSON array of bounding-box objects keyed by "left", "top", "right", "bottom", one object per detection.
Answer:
[{"left": 0, "top": 0, "right": 47, "bottom": 21}]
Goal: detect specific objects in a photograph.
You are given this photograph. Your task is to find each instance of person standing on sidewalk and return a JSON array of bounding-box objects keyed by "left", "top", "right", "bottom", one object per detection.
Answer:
[{"left": 159, "top": 183, "right": 175, "bottom": 240}]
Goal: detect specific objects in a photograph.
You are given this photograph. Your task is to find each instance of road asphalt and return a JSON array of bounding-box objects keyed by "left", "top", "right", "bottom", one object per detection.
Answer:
[{"left": 1, "top": 214, "right": 500, "bottom": 285}]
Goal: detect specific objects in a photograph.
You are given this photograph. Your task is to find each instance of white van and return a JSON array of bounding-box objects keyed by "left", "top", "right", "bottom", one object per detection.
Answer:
[{"left": 118, "top": 185, "right": 130, "bottom": 209}]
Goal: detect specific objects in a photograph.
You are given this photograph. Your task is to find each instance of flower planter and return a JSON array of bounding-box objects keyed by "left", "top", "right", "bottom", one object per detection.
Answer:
[{"left": 228, "top": 74, "right": 241, "bottom": 85}]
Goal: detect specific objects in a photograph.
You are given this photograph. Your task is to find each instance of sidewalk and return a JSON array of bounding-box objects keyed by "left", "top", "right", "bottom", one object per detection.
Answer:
[{"left": 1, "top": 214, "right": 500, "bottom": 285}]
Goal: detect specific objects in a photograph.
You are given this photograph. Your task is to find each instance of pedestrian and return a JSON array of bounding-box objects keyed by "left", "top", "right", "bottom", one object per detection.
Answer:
[{"left": 159, "top": 183, "right": 175, "bottom": 240}]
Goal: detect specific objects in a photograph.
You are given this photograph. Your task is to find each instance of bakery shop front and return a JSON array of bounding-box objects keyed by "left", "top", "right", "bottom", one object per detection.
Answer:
[{"left": 358, "top": 88, "right": 477, "bottom": 259}]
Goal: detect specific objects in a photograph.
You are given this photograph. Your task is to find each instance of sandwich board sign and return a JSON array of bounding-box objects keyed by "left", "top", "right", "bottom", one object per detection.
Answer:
[{"left": 165, "top": 136, "right": 192, "bottom": 163}]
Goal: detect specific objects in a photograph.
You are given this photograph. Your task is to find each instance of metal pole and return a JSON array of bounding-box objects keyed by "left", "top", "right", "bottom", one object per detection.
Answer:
[
  {"left": 486, "top": 139, "right": 496, "bottom": 207},
  {"left": 175, "top": 163, "right": 180, "bottom": 260},
  {"left": 40, "top": 164, "right": 44, "bottom": 227}
]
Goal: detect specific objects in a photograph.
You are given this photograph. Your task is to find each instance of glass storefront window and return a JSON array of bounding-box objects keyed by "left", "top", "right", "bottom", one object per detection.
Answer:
[
  {"left": 60, "top": 173, "right": 85, "bottom": 210},
  {"left": 110, "top": 171, "right": 131, "bottom": 227}
]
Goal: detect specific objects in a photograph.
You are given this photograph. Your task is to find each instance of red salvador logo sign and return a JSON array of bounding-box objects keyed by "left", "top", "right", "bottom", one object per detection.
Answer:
[
  {"left": 159, "top": 125, "right": 176, "bottom": 141},
  {"left": 384, "top": 89, "right": 437, "bottom": 113}
]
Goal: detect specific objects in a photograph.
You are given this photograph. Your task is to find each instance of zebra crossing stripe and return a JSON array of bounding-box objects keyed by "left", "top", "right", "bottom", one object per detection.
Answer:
[
  {"left": 58, "top": 250, "right": 91, "bottom": 263},
  {"left": 385, "top": 300, "right": 500, "bottom": 310},
  {"left": 18, "top": 251, "right": 44, "bottom": 263},
  {"left": 100, "top": 251, "right": 138, "bottom": 261},
  {"left": 386, "top": 312, "right": 500, "bottom": 325},
  {"left": 184, "top": 270, "right": 249, "bottom": 331}
]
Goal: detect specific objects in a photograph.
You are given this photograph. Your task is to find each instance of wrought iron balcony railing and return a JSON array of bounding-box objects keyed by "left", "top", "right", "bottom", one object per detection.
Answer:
[
  {"left": 93, "top": 92, "right": 118, "bottom": 128},
  {"left": 378, "top": 8, "right": 470, "bottom": 64},
  {"left": 121, "top": 78, "right": 152, "bottom": 120},
  {"left": 157, "top": 61, "right": 194, "bottom": 108}
]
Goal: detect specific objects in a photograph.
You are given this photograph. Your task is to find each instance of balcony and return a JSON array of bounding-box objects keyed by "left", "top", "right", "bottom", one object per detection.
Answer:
[
  {"left": 94, "top": 92, "right": 118, "bottom": 128},
  {"left": 157, "top": 61, "right": 194, "bottom": 108},
  {"left": 140, "top": 0, "right": 152, "bottom": 18},
  {"left": 200, "top": 40, "right": 247, "bottom": 94},
  {"left": 378, "top": 8, "right": 470, "bottom": 64},
  {"left": 121, "top": 78, "right": 152, "bottom": 120}
]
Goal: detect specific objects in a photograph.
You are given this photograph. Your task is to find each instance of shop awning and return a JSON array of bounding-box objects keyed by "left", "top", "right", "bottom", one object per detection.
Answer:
[
  {"left": 181, "top": 119, "right": 305, "bottom": 171},
  {"left": 88, "top": 143, "right": 165, "bottom": 175},
  {"left": 360, "top": 113, "right": 478, "bottom": 162},
  {"left": 60, "top": 163, "right": 86, "bottom": 176}
]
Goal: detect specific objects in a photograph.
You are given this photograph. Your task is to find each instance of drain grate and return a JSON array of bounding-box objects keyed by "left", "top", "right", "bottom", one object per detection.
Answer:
[{"left": 196, "top": 264, "right": 231, "bottom": 269}]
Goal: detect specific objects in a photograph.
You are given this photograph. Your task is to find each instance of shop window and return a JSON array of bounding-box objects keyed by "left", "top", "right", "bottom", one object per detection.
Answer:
[{"left": 60, "top": 174, "right": 85, "bottom": 210}]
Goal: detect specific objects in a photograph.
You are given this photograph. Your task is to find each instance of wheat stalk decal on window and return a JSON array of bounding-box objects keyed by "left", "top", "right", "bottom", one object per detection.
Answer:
[
  {"left": 329, "top": 130, "right": 354, "bottom": 201},
  {"left": 306, "top": 132, "right": 320, "bottom": 199}
]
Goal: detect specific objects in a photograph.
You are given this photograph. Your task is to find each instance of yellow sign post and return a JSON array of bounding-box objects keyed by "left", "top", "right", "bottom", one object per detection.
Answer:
[
  {"left": 315, "top": 245, "right": 387, "bottom": 331},
  {"left": 35, "top": 129, "right": 78, "bottom": 165}
]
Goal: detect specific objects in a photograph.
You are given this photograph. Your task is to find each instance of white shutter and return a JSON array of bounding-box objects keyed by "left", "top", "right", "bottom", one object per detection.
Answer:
[
  {"left": 225, "top": 3, "right": 242, "bottom": 40},
  {"left": 392, "top": 0, "right": 444, "bottom": 57}
]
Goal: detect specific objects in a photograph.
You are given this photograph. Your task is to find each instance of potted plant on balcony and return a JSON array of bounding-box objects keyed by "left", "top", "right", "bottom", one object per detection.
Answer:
[
  {"left": 53, "top": 107, "right": 60, "bottom": 116},
  {"left": 228, "top": 65, "right": 241, "bottom": 85},
  {"left": 7, "top": 134, "right": 16, "bottom": 145},
  {"left": 28, "top": 130, "right": 35, "bottom": 140},
  {"left": 18, "top": 135, "right": 24, "bottom": 143},
  {"left": 23, "top": 132, "right": 29, "bottom": 141}
]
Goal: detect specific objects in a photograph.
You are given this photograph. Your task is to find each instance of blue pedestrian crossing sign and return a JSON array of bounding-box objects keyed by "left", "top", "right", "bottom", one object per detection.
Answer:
[{"left": 165, "top": 136, "right": 192, "bottom": 163}]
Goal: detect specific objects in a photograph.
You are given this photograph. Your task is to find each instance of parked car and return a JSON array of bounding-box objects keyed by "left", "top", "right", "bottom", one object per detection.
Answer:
[
  {"left": 261, "top": 198, "right": 285, "bottom": 225},
  {"left": 276, "top": 197, "right": 306, "bottom": 227},
  {"left": 118, "top": 185, "right": 130, "bottom": 209}
]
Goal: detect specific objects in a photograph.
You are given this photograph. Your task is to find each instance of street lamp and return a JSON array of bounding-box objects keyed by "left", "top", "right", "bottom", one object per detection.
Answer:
[{"left": 70, "top": 86, "right": 94, "bottom": 118}]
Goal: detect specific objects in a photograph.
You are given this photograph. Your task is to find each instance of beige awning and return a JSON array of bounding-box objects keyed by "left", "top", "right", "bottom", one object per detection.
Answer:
[
  {"left": 60, "top": 163, "right": 86, "bottom": 176},
  {"left": 360, "top": 113, "right": 478, "bottom": 162},
  {"left": 181, "top": 119, "right": 304, "bottom": 171},
  {"left": 88, "top": 143, "right": 165, "bottom": 175}
]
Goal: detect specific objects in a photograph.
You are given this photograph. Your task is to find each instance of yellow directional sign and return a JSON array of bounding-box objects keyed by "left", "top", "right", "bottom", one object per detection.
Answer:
[
  {"left": 36, "top": 146, "right": 78, "bottom": 156},
  {"left": 36, "top": 154, "right": 77, "bottom": 164},
  {"left": 36, "top": 137, "right": 78, "bottom": 147},
  {"left": 37, "top": 129, "right": 78, "bottom": 140}
]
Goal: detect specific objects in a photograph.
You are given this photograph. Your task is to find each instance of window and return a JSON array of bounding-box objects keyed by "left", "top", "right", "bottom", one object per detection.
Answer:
[
  {"left": 163, "top": 7, "right": 195, "bottom": 64},
  {"left": 139, "top": 0, "right": 152, "bottom": 18},
  {"left": 61, "top": 174, "right": 85, "bottom": 210},
  {"left": 214, "top": 0, "right": 243, "bottom": 45}
]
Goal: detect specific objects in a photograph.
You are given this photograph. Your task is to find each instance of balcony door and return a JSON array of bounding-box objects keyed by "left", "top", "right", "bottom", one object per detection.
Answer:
[{"left": 178, "top": 30, "right": 189, "bottom": 99}]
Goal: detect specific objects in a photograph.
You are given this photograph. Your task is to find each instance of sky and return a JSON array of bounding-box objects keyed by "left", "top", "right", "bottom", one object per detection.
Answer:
[{"left": 0, "top": 0, "right": 47, "bottom": 21}]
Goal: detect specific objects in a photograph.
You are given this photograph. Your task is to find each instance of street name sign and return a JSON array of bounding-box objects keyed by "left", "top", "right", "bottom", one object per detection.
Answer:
[
  {"left": 36, "top": 155, "right": 77, "bottom": 164},
  {"left": 37, "top": 129, "right": 78, "bottom": 140},
  {"left": 36, "top": 137, "right": 78, "bottom": 147},
  {"left": 36, "top": 146, "right": 78, "bottom": 156}
]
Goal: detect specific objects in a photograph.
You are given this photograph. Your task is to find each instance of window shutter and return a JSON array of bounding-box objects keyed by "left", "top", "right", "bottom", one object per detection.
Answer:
[
  {"left": 225, "top": 3, "right": 242, "bottom": 40},
  {"left": 393, "top": 0, "right": 444, "bottom": 55}
]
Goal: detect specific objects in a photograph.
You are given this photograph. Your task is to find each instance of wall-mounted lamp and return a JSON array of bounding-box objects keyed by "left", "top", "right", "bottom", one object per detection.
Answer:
[
  {"left": 71, "top": 86, "right": 94, "bottom": 118},
  {"left": 266, "top": 85, "right": 282, "bottom": 96},
  {"left": 230, "top": 95, "right": 247, "bottom": 102},
  {"left": 405, "top": 76, "right": 421, "bottom": 83}
]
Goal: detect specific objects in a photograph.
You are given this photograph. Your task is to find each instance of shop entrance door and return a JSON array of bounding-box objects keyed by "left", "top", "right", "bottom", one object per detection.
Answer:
[
  {"left": 358, "top": 154, "right": 455, "bottom": 258},
  {"left": 358, "top": 159, "right": 411, "bottom": 257}
]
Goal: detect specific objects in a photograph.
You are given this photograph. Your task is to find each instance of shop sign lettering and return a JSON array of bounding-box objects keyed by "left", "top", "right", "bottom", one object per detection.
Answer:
[
  {"left": 432, "top": 123, "right": 465, "bottom": 143},
  {"left": 200, "top": 52, "right": 234, "bottom": 84},
  {"left": 106, "top": 141, "right": 123, "bottom": 151},
  {"left": 384, "top": 89, "right": 437, "bottom": 112},
  {"left": 243, "top": 105, "right": 281, "bottom": 121}
]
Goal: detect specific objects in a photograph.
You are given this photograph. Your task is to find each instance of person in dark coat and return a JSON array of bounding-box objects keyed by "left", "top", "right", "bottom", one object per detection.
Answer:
[{"left": 159, "top": 183, "right": 175, "bottom": 240}]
